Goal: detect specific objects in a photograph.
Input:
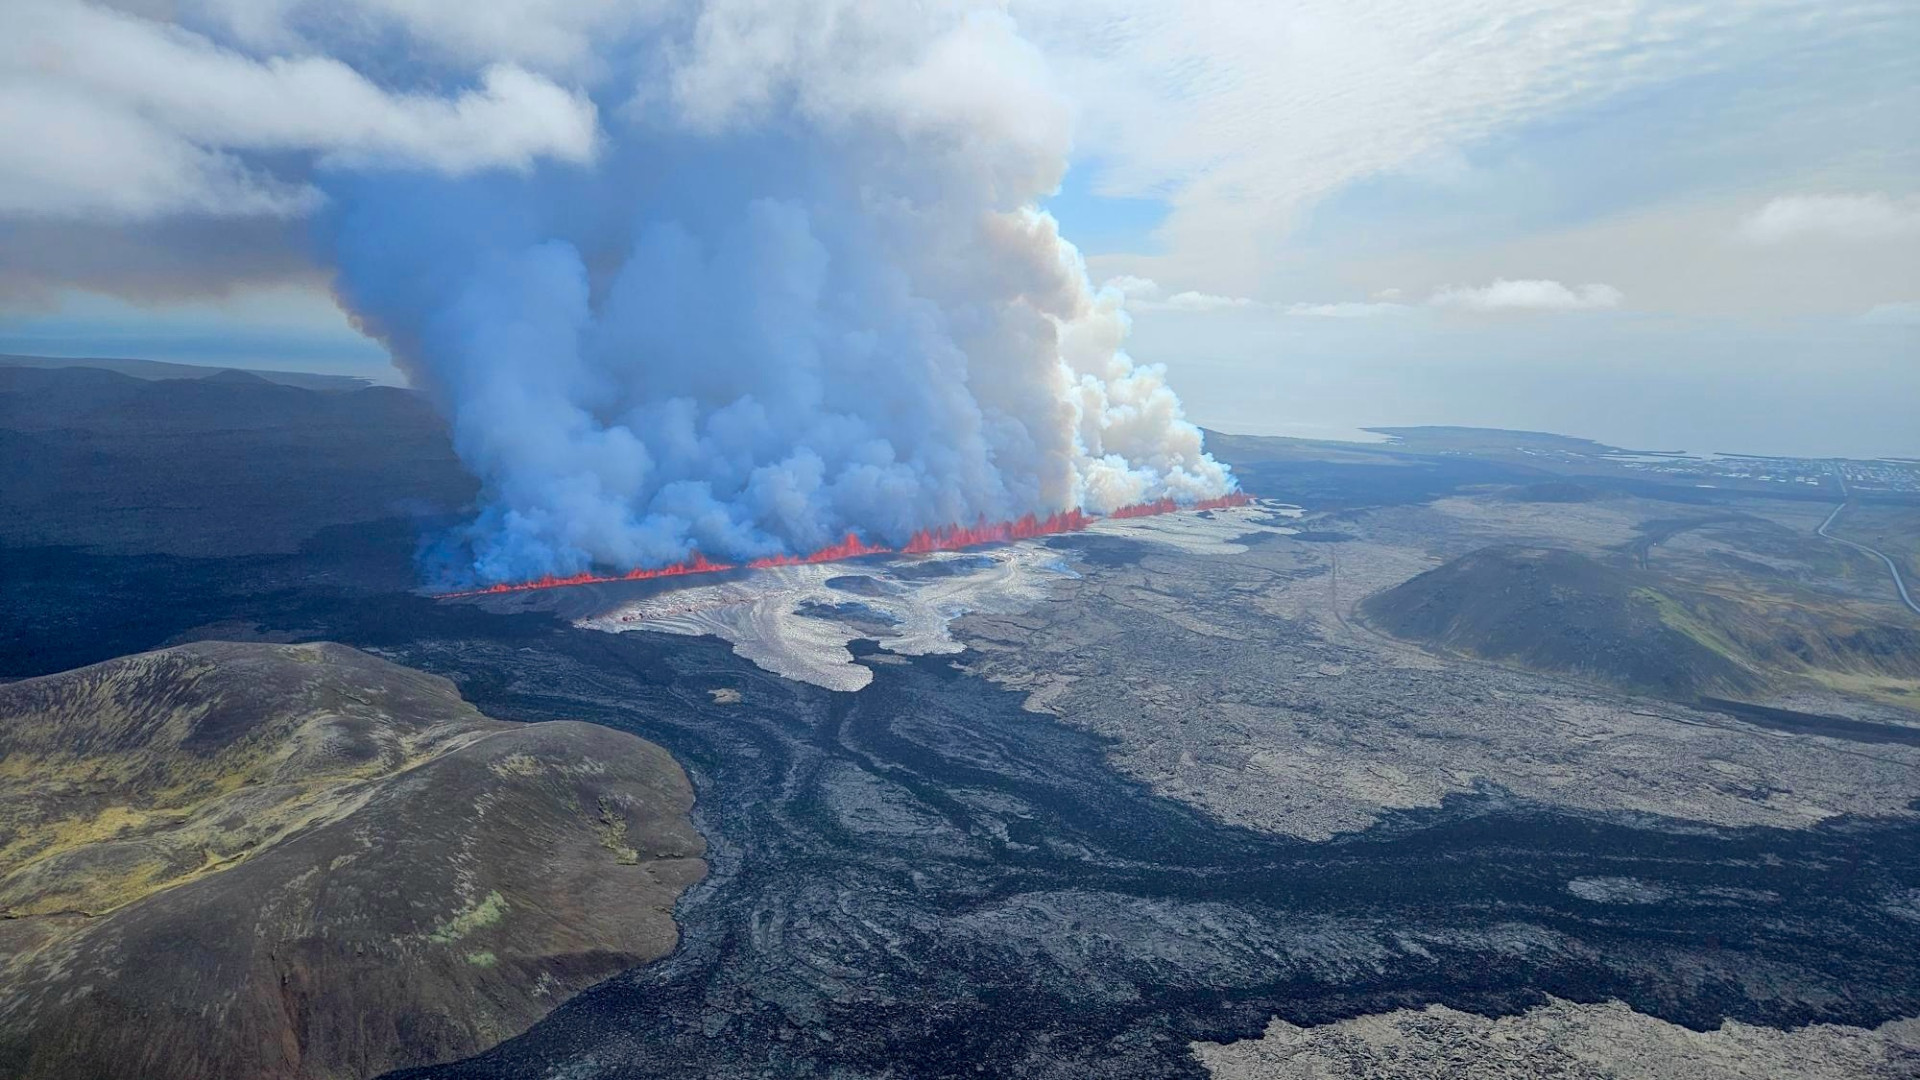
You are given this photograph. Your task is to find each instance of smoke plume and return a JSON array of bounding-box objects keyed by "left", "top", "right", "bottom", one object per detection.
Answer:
[{"left": 318, "top": 4, "right": 1233, "bottom": 585}]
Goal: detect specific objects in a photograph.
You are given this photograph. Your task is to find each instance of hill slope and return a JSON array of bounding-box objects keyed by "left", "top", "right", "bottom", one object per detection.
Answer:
[
  {"left": 0, "top": 641, "right": 704, "bottom": 1080},
  {"left": 1361, "top": 546, "right": 1756, "bottom": 699},
  {"left": 0, "top": 364, "right": 473, "bottom": 556}
]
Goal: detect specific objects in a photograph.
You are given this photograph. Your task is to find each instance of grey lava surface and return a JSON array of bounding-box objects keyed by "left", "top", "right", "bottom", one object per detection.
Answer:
[{"left": 355, "top": 621, "right": 1920, "bottom": 1079}]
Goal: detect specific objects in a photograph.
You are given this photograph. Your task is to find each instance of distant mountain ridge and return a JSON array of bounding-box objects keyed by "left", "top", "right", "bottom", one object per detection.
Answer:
[
  {"left": 0, "top": 352, "right": 379, "bottom": 391},
  {"left": 0, "top": 362, "right": 473, "bottom": 556}
]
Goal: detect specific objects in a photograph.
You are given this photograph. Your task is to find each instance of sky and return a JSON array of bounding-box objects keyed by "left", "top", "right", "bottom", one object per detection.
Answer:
[{"left": 2, "top": 0, "right": 1916, "bottom": 459}]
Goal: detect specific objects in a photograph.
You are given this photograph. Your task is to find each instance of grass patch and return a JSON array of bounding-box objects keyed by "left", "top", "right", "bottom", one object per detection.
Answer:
[
  {"left": 1805, "top": 668, "right": 1920, "bottom": 704},
  {"left": 430, "top": 890, "right": 509, "bottom": 944},
  {"left": 1634, "top": 587, "right": 1747, "bottom": 664},
  {"left": 596, "top": 797, "right": 640, "bottom": 865}
]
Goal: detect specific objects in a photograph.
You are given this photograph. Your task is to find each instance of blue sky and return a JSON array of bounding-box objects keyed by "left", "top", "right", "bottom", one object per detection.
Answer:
[
  {"left": 1043, "top": 160, "right": 1169, "bottom": 257},
  {"left": 1019, "top": 1, "right": 1920, "bottom": 456}
]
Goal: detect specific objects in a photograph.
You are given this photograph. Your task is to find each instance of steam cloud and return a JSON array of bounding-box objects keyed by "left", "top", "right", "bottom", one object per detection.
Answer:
[{"left": 318, "top": 5, "right": 1233, "bottom": 585}]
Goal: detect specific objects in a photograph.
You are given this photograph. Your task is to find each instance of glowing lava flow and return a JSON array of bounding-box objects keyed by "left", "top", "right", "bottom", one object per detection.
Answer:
[
  {"left": 442, "top": 551, "right": 736, "bottom": 598},
  {"left": 437, "top": 492, "right": 1251, "bottom": 598},
  {"left": 900, "top": 508, "right": 1091, "bottom": 554},
  {"left": 746, "top": 531, "right": 892, "bottom": 568},
  {"left": 1107, "top": 497, "right": 1179, "bottom": 519}
]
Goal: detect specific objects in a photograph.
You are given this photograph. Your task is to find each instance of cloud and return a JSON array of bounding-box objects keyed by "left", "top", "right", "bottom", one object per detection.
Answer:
[
  {"left": 1156, "top": 291, "right": 1258, "bottom": 312},
  {"left": 191, "top": 0, "right": 655, "bottom": 75},
  {"left": 0, "top": 217, "right": 320, "bottom": 309},
  {"left": 1284, "top": 301, "right": 1409, "bottom": 318},
  {"left": 1103, "top": 275, "right": 1164, "bottom": 300},
  {"left": 1019, "top": 0, "right": 1902, "bottom": 285},
  {"left": 1738, "top": 194, "right": 1920, "bottom": 245},
  {"left": 1100, "top": 275, "right": 1258, "bottom": 312},
  {"left": 1429, "top": 279, "right": 1623, "bottom": 313},
  {"left": 1115, "top": 273, "right": 1626, "bottom": 318},
  {"left": 1861, "top": 302, "right": 1920, "bottom": 327},
  {"left": 0, "top": 0, "right": 598, "bottom": 220}
]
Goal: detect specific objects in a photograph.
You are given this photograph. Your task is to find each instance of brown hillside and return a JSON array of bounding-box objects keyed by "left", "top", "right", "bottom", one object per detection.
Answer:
[{"left": 0, "top": 642, "right": 704, "bottom": 1080}]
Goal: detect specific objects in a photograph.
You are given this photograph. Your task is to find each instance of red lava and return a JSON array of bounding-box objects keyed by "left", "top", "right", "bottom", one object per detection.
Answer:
[
  {"left": 438, "top": 492, "right": 1250, "bottom": 599},
  {"left": 747, "top": 531, "right": 892, "bottom": 569}
]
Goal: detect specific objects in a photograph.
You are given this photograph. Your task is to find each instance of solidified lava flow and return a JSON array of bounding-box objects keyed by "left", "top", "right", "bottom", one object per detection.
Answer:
[{"left": 437, "top": 492, "right": 1251, "bottom": 599}]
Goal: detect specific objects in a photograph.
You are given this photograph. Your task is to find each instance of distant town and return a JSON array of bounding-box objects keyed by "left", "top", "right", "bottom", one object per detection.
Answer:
[
  {"left": 1343, "top": 426, "right": 1920, "bottom": 497},
  {"left": 1600, "top": 451, "right": 1920, "bottom": 494}
]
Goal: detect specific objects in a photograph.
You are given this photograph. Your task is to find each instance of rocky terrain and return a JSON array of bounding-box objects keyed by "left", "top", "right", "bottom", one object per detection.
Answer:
[
  {"left": 0, "top": 642, "right": 703, "bottom": 1080},
  {"left": 1193, "top": 997, "right": 1920, "bottom": 1079},
  {"left": 4, "top": 385, "right": 1919, "bottom": 1078},
  {"left": 355, "top": 491, "right": 1920, "bottom": 1078},
  {"left": 372, "top": 618, "right": 1920, "bottom": 1079},
  {"left": 952, "top": 502, "right": 1920, "bottom": 841},
  {"left": 549, "top": 507, "right": 1301, "bottom": 692}
]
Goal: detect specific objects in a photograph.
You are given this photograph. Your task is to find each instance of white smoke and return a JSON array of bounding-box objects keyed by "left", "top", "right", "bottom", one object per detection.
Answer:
[
  {"left": 12, "top": 1, "right": 1236, "bottom": 585},
  {"left": 315, "top": 2, "right": 1234, "bottom": 583}
]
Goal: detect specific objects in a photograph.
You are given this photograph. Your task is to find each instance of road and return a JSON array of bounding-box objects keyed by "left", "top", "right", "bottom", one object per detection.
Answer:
[{"left": 1819, "top": 469, "right": 1920, "bottom": 618}]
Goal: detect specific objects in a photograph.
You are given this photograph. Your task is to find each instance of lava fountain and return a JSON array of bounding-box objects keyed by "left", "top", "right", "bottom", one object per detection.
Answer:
[{"left": 437, "top": 494, "right": 1250, "bottom": 599}]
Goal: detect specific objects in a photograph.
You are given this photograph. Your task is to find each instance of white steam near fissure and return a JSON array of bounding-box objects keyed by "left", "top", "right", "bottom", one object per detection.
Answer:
[{"left": 314, "top": 6, "right": 1234, "bottom": 584}]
